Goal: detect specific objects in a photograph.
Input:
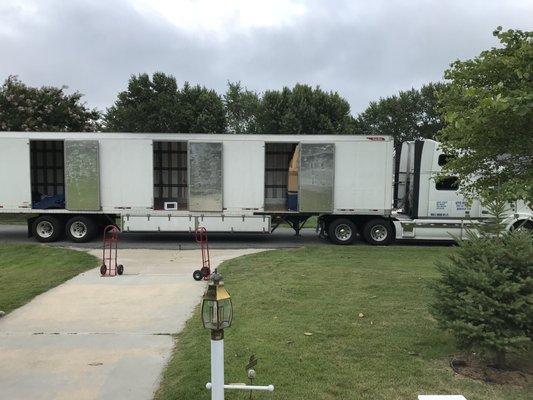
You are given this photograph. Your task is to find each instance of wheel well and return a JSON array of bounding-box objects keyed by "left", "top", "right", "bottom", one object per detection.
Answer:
[{"left": 512, "top": 219, "right": 533, "bottom": 231}]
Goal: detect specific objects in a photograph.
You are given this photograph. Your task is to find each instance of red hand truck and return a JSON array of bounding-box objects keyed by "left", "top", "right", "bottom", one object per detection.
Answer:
[
  {"left": 100, "top": 225, "right": 124, "bottom": 277},
  {"left": 192, "top": 227, "right": 211, "bottom": 281}
]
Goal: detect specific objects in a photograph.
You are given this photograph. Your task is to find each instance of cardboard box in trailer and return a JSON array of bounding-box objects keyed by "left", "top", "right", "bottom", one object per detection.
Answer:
[{"left": 0, "top": 132, "right": 530, "bottom": 245}]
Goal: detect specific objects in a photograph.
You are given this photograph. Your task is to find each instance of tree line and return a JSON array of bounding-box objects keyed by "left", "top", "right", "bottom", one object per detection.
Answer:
[{"left": 0, "top": 74, "right": 444, "bottom": 147}]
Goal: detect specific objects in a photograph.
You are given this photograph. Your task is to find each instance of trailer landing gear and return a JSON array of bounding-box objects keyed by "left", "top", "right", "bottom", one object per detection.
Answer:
[{"left": 271, "top": 215, "right": 310, "bottom": 236}]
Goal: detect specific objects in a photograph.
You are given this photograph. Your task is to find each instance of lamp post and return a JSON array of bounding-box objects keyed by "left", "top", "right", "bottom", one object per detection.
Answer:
[
  {"left": 202, "top": 269, "right": 274, "bottom": 399},
  {"left": 201, "top": 270, "right": 233, "bottom": 400}
]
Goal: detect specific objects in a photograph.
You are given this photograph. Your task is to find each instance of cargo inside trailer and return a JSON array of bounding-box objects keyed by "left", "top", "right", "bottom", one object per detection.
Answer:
[
  {"left": 153, "top": 141, "right": 188, "bottom": 210},
  {"left": 30, "top": 140, "right": 65, "bottom": 208},
  {"left": 264, "top": 142, "right": 298, "bottom": 211}
]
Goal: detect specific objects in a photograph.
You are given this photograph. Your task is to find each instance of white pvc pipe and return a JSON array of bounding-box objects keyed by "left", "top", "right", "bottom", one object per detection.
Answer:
[
  {"left": 210, "top": 339, "right": 224, "bottom": 400},
  {"left": 206, "top": 383, "right": 275, "bottom": 392}
]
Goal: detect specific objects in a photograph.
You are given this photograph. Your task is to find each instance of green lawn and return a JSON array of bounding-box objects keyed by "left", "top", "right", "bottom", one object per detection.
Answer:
[
  {"left": 156, "top": 245, "right": 531, "bottom": 400},
  {"left": 0, "top": 244, "right": 98, "bottom": 313}
]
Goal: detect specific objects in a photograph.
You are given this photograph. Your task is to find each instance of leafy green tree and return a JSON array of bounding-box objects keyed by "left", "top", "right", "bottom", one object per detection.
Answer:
[
  {"left": 224, "top": 81, "right": 260, "bottom": 134},
  {"left": 104, "top": 72, "right": 226, "bottom": 133},
  {"left": 356, "top": 82, "right": 445, "bottom": 148},
  {"left": 104, "top": 72, "right": 179, "bottom": 132},
  {"left": 255, "top": 84, "right": 357, "bottom": 134},
  {"left": 0, "top": 76, "right": 100, "bottom": 132},
  {"left": 431, "top": 204, "right": 533, "bottom": 367},
  {"left": 438, "top": 27, "right": 533, "bottom": 202},
  {"left": 178, "top": 82, "right": 226, "bottom": 133}
]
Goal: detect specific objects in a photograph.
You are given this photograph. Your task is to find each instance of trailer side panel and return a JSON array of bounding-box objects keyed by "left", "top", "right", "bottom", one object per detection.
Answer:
[
  {"left": 0, "top": 138, "right": 31, "bottom": 209},
  {"left": 100, "top": 139, "right": 153, "bottom": 211},
  {"left": 334, "top": 140, "right": 392, "bottom": 213},
  {"left": 223, "top": 140, "right": 264, "bottom": 211}
]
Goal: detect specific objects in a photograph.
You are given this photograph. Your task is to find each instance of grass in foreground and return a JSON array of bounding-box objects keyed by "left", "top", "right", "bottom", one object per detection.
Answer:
[
  {"left": 156, "top": 245, "right": 531, "bottom": 400},
  {"left": 0, "top": 244, "right": 98, "bottom": 313}
]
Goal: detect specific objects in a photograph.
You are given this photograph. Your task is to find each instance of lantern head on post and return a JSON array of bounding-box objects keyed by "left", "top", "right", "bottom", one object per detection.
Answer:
[{"left": 201, "top": 269, "right": 233, "bottom": 340}]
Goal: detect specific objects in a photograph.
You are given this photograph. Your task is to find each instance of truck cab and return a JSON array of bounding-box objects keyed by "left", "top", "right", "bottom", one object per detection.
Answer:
[{"left": 393, "top": 139, "right": 532, "bottom": 240}]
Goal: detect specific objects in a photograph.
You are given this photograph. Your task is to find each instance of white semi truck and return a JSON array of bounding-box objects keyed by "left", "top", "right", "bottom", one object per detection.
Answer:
[{"left": 0, "top": 132, "right": 530, "bottom": 244}]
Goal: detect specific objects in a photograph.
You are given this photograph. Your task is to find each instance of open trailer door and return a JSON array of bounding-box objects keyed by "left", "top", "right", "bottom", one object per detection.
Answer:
[
  {"left": 298, "top": 143, "right": 335, "bottom": 212},
  {"left": 188, "top": 141, "right": 223, "bottom": 212},
  {"left": 64, "top": 140, "right": 101, "bottom": 211}
]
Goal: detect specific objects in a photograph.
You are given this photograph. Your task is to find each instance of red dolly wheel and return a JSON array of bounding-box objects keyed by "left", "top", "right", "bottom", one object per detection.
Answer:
[
  {"left": 193, "top": 270, "right": 203, "bottom": 281},
  {"left": 117, "top": 265, "right": 124, "bottom": 275},
  {"left": 100, "top": 264, "right": 107, "bottom": 276}
]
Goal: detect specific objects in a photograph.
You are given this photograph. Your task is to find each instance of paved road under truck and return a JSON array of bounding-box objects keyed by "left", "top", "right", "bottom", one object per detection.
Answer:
[{"left": 0, "top": 132, "right": 530, "bottom": 245}]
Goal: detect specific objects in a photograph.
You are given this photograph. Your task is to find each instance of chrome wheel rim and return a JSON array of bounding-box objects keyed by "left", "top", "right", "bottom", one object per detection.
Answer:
[
  {"left": 70, "top": 221, "right": 87, "bottom": 239},
  {"left": 370, "top": 225, "right": 388, "bottom": 242},
  {"left": 335, "top": 224, "right": 353, "bottom": 241},
  {"left": 36, "top": 221, "right": 54, "bottom": 238}
]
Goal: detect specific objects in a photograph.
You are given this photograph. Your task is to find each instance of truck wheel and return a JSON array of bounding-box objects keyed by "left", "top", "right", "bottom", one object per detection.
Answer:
[
  {"left": 328, "top": 218, "right": 357, "bottom": 245},
  {"left": 363, "top": 219, "right": 394, "bottom": 245},
  {"left": 32, "top": 216, "right": 63, "bottom": 243},
  {"left": 66, "top": 216, "right": 97, "bottom": 243}
]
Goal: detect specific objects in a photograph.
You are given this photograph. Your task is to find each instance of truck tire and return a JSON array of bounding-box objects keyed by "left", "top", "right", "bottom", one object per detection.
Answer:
[
  {"left": 363, "top": 219, "right": 394, "bottom": 245},
  {"left": 65, "top": 216, "right": 97, "bottom": 243},
  {"left": 328, "top": 218, "right": 357, "bottom": 245},
  {"left": 32, "top": 215, "right": 63, "bottom": 243}
]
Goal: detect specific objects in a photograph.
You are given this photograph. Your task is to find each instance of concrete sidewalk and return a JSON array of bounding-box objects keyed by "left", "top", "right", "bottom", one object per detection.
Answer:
[{"left": 0, "top": 248, "right": 264, "bottom": 400}]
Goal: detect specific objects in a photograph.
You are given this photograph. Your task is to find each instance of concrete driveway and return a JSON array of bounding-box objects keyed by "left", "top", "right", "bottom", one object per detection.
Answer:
[{"left": 0, "top": 248, "right": 265, "bottom": 400}]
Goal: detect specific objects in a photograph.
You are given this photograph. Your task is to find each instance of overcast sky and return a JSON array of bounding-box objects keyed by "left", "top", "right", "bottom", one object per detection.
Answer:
[{"left": 1, "top": 0, "right": 531, "bottom": 114}]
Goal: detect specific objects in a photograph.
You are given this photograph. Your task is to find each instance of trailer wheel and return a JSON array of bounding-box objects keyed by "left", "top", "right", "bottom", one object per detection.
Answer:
[
  {"left": 117, "top": 265, "right": 124, "bottom": 275},
  {"left": 66, "top": 216, "right": 97, "bottom": 243},
  {"left": 363, "top": 219, "right": 394, "bottom": 245},
  {"left": 32, "top": 216, "right": 63, "bottom": 243},
  {"left": 100, "top": 264, "right": 107, "bottom": 276},
  {"left": 328, "top": 218, "right": 357, "bottom": 245}
]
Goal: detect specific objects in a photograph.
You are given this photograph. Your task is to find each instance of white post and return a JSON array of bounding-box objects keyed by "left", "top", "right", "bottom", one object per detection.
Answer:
[{"left": 210, "top": 338, "right": 224, "bottom": 400}]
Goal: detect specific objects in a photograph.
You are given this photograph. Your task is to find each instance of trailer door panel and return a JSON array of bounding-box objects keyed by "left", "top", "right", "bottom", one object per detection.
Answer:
[
  {"left": 65, "top": 140, "right": 101, "bottom": 211},
  {"left": 223, "top": 141, "right": 264, "bottom": 211},
  {"left": 334, "top": 141, "right": 392, "bottom": 212},
  {"left": 100, "top": 139, "right": 153, "bottom": 210},
  {"left": 299, "top": 143, "right": 335, "bottom": 212},
  {"left": 0, "top": 138, "right": 31, "bottom": 209},
  {"left": 188, "top": 141, "right": 223, "bottom": 212}
]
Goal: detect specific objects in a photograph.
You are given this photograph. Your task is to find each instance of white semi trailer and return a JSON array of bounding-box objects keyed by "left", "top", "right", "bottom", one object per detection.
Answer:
[{"left": 0, "top": 132, "right": 530, "bottom": 245}]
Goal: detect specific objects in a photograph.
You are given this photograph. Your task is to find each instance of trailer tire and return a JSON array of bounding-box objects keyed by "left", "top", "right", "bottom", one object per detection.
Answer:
[
  {"left": 363, "top": 219, "right": 394, "bottom": 245},
  {"left": 328, "top": 218, "right": 357, "bottom": 245},
  {"left": 66, "top": 216, "right": 97, "bottom": 243},
  {"left": 32, "top": 216, "right": 63, "bottom": 243}
]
